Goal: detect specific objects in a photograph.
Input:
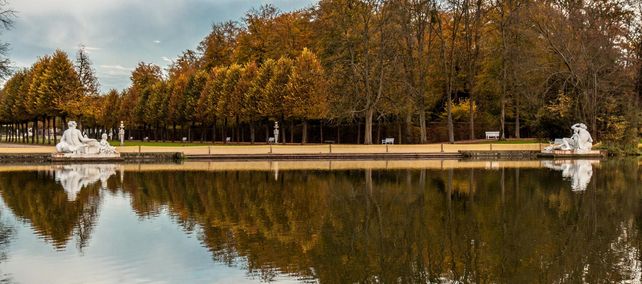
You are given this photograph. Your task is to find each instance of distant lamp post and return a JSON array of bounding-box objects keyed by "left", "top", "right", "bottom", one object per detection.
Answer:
[
  {"left": 273, "top": 121, "right": 280, "bottom": 144},
  {"left": 118, "top": 121, "right": 125, "bottom": 146}
]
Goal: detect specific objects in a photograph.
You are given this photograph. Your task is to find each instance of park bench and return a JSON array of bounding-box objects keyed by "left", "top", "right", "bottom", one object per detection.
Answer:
[
  {"left": 268, "top": 137, "right": 275, "bottom": 144},
  {"left": 485, "top": 131, "right": 500, "bottom": 140},
  {"left": 324, "top": 140, "right": 335, "bottom": 144},
  {"left": 381, "top": 137, "right": 394, "bottom": 144},
  {"left": 225, "top": 137, "right": 231, "bottom": 143}
]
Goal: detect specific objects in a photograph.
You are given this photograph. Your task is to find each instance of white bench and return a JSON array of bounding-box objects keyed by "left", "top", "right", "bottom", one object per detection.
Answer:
[
  {"left": 485, "top": 131, "right": 500, "bottom": 140},
  {"left": 381, "top": 138, "right": 394, "bottom": 144},
  {"left": 268, "top": 137, "right": 275, "bottom": 144},
  {"left": 225, "top": 137, "right": 231, "bottom": 143}
]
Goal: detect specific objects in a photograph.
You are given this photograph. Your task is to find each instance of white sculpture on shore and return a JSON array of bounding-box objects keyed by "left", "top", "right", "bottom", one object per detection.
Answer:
[
  {"left": 99, "top": 133, "right": 117, "bottom": 154},
  {"left": 544, "top": 123, "right": 593, "bottom": 153},
  {"left": 56, "top": 121, "right": 100, "bottom": 154}
]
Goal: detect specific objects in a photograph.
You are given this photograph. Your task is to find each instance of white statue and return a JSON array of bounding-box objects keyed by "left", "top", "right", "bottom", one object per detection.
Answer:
[
  {"left": 56, "top": 121, "right": 100, "bottom": 154},
  {"left": 544, "top": 123, "right": 593, "bottom": 153},
  {"left": 118, "top": 121, "right": 125, "bottom": 146},
  {"left": 99, "top": 133, "right": 117, "bottom": 154},
  {"left": 274, "top": 121, "right": 280, "bottom": 144},
  {"left": 543, "top": 160, "right": 595, "bottom": 191}
]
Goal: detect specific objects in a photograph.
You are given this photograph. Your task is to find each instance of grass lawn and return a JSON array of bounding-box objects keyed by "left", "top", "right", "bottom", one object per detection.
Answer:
[
  {"left": 477, "top": 140, "right": 541, "bottom": 144},
  {"left": 109, "top": 141, "right": 221, "bottom": 147}
]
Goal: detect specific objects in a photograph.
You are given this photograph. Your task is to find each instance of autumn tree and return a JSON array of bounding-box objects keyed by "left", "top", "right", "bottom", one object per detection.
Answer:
[
  {"left": 245, "top": 59, "right": 275, "bottom": 142},
  {"left": 286, "top": 48, "right": 328, "bottom": 143},
  {"left": 397, "top": 0, "right": 439, "bottom": 143},
  {"left": 264, "top": 57, "right": 292, "bottom": 143},
  {"left": 198, "top": 22, "right": 239, "bottom": 70}
]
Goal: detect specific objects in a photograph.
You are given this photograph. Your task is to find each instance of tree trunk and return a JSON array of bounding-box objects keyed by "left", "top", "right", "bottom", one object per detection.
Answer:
[
  {"left": 302, "top": 120, "right": 308, "bottom": 144},
  {"left": 319, "top": 121, "right": 324, "bottom": 143},
  {"left": 223, "top": 117, "right": 228, "bottom": 144},
  {"left": 290, "top": 120, "right": 294, "bottom": 143},
  {"left": 280, "top": 116, "right": 286, "bottom": 144},
  {"left": 365, "top": 108, "right": 374, "bottom": 144},
  {"left": 357, "top": 120, "right": 361, "bottom": 144},
  {"left": 515, "top": 96, "right": 520, "bottom": 139},
  {"left": 265, "top": 122, "right": 269, "bottom": 143},
  {"left": 212, "top": 119, "right": 217, "bottom": 144},
  {"left": 172, "top": 123, "right": 176, "bottom": 142},
  {"left": 32, "top": 119, "right": 36, "bottom": 144},
  {"left": 190, "top": 121, "right": 195, "bottom": 142},
  {"left": 250, "top": 124, "right": 255, "bottom": 144},
  {"left": 419, "top": 112, "right": 427, "bottom": 143},
  {"left": 447, "top": 94, "right": 454, "bottom": 143},
  {"left": 337, "top": 126, "right": 341, "bottom": 144},
  {"left": 404, "top": 112, "right": 411, "bottom": 144},
  {"left": 469, "top": 93, "right": 475, "bottom": 140},
  {"left": 398, "top": 119, "right": 403, "bottom": 144},
  {"left": 376, "top": 119, "right": 381, "bottom": 144},
  {"left": 235, "top": 115, "right": 240, "bottom": 142}
]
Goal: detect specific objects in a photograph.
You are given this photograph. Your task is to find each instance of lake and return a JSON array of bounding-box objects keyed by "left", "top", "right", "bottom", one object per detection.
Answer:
[{"left": 0, "top": 159, "right": 639, "bottom": 283}]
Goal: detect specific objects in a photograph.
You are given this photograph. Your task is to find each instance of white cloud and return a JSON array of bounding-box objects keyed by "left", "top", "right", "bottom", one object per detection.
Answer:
[
  {"left": 161, "top": 56, "right": 173, "bottom": 63},
  {"left": 153, "top": 40, "right": 161, "bottom": 44},
  {"left": 99, "top": 64, "right": 132, "bottom": 76}
]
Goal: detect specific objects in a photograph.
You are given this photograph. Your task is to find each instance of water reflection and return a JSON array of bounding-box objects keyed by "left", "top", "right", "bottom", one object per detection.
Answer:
[
  {"left": 543, "top": 160, "right": 597, "bottom": 191},
  {"left": 53, "top": 164, "right": 118, "bottom": 201},
  {"left": 0, "top": 159, "right": 638, "bottom": 283}
]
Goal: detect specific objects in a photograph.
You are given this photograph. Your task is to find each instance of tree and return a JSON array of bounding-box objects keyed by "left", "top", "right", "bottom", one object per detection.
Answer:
[
  {"left": 199, "top": 67, "right": 226, "bottom": 142},
  {"left": 39, "top": 50, "right": 82, "bottom": 136},
  {"left": 75, "top": 45, "right": 100, "bottom": 97},
  {"left": 246, "top": 60, "right": 275, "bottom": 142},
  {"left": 286, "top": 48, "right": 329, "bottom": 143},
  {"left": 198, "top": 22, "right": 239, "bottom": 70},
  {"left": 264, "top": 57, "right": 292, "bottom": 143},
  {"left": 396, "top": 0, "right": 441, "bottom": 143}
]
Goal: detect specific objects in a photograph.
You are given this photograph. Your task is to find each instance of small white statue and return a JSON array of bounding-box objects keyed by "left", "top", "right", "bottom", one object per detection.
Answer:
[
  {"left": 56, "top": 121, "right": 99, "bottom": 154},
  {"left": 274, "top": 121, "right": 280, "bottom": 144},
  {"left": 99, "top": 133, "right": 117, "bottom": 154},
  {"left": 544, "top": 123, "right": 593, "bottom": 153}
]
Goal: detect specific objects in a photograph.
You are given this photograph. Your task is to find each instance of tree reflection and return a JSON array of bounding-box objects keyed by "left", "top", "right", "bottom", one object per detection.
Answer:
[
  {"left": 116, "top": 159, "right": 642, "bottom": 282},
  {"left": 0, "top": 159, "right": 640, "bottom": 282},
  {"left": 0, "top": 167, "right": 107, "bottom": 251}
]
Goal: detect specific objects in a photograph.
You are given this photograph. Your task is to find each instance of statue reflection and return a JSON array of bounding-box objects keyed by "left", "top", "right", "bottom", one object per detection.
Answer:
[
  {"left": 53, "top": 164, "right": 118, "bottom": 201},
  {"left": 0, "top": 164, "right": 119, "bottom": 250},
  {"left": 543, "top": 160, "right": 596, "bottom": 191}
]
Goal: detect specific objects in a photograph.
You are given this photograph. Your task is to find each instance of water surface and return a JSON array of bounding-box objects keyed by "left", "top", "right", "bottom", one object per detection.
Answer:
[{"left": 0, "top": 159, "right": 639, "bottom": 283}]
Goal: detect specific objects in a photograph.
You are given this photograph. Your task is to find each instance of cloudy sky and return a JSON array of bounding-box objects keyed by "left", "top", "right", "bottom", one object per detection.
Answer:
[{"left": 4, "top": 0, "right": 317, "bottom": 92}]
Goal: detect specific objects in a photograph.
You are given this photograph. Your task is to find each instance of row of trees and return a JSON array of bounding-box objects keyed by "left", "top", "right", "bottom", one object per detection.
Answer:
[{"left": 0, "top": 0, "right": 641, "bottom": 148}]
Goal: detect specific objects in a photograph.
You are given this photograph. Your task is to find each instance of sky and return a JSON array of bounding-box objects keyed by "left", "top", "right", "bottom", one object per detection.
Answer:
[{"left": 4, "top": 0, "right": 318, "bottom": 92}]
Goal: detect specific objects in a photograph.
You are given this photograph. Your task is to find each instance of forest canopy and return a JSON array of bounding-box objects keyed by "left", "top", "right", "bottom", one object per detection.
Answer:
[{"left": 0, "top": 0, "right": 640, "bottom": 150}]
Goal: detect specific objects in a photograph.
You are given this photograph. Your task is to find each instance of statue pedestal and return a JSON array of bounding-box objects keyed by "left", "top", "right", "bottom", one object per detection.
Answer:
[{"left": 51, "top": 152, "right": 123, "bottom": 162}]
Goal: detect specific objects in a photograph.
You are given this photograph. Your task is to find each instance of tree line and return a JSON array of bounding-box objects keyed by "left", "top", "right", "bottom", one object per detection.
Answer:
[{"left": 0, "top": 0, "right": 641, "bottom": 149}]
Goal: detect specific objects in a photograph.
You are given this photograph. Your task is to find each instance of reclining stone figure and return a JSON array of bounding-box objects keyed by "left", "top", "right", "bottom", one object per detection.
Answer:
[
  {"left": 56, "top": 121, "right": 100, "bottom": 154},
  {"left": 544, "top": 123, "right": 593, "bottom": 153}
]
